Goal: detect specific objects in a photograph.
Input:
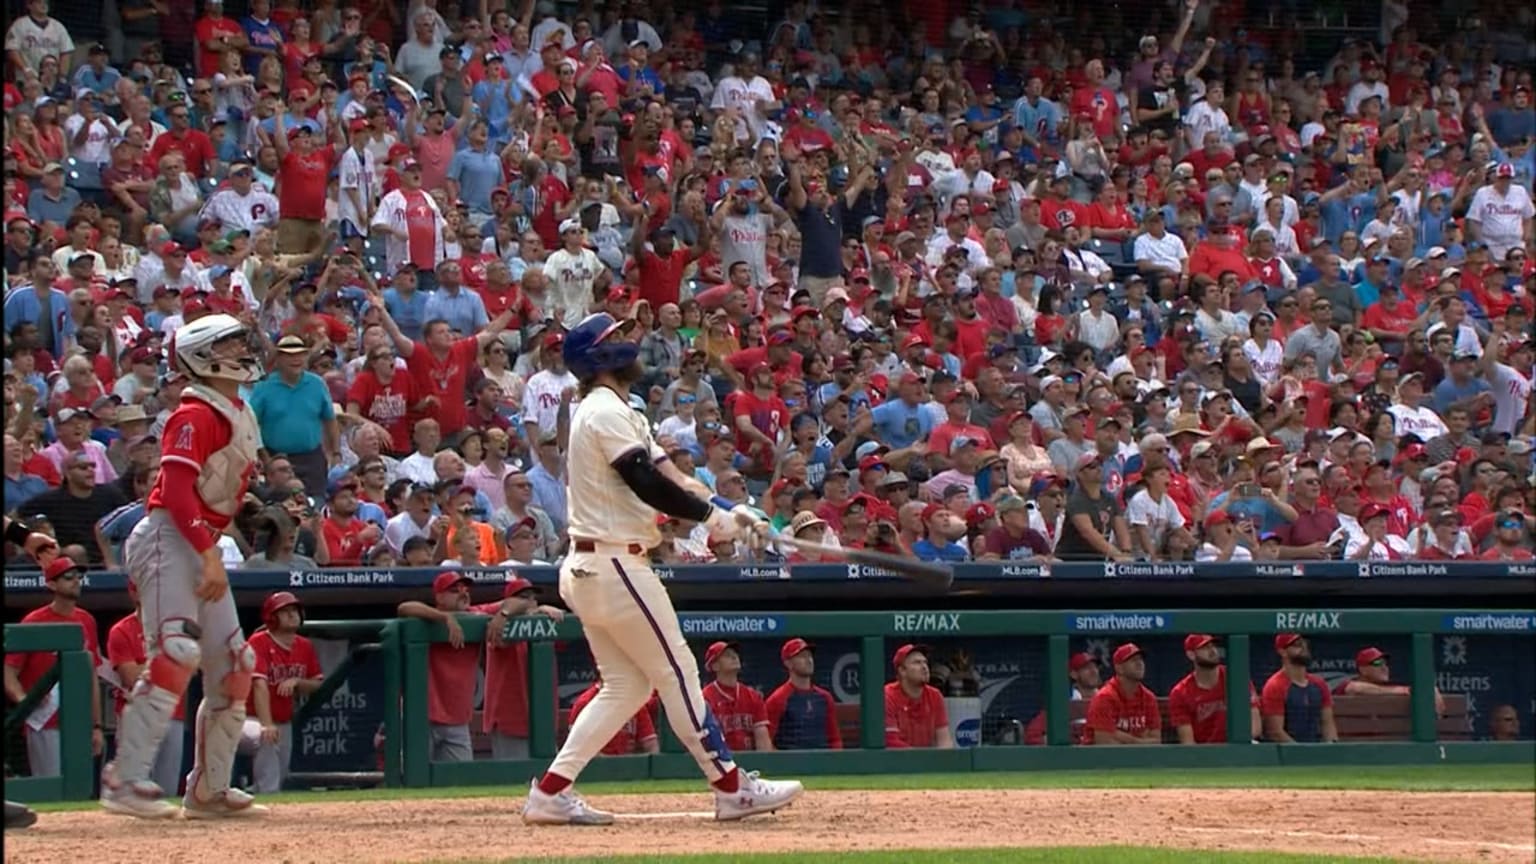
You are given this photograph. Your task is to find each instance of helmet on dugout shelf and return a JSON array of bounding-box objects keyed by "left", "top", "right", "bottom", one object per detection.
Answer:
[
  {"left": 563, "top": 313, "right": 639, "bottom": 382},
  {"left": 170, "top": 313, "right": 263, "bottom": 384}
]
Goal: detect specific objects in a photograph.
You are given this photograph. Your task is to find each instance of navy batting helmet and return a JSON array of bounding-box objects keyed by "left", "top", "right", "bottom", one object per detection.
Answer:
[{"left": 563, "top": 313, "right": 639, "bottom": 381}]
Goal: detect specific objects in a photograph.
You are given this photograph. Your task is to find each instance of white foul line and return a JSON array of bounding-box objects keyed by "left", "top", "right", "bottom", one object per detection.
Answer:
[
  {"left": 1175, "top": 825, "right": 1536, "bottom": 853},
  {"left": 613, "top": 811, "right": 716, "bottom": 821}
]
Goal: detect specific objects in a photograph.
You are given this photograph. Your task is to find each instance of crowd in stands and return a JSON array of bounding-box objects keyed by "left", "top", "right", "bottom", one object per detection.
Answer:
[{"left": 3, "top": 0, "right": 1534, "bottom": 572}]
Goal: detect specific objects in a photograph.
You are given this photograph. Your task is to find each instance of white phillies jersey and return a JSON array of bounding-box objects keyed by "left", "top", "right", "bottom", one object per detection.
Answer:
[
  {"left": 1467, "top": 184, "right": 1534, "bottom": 245},
  {"left": 565, "top": 385, "right": 665, "bottom": 548},
  {"left": 199, "top": 187, "right": 280, "bottom": 233}
]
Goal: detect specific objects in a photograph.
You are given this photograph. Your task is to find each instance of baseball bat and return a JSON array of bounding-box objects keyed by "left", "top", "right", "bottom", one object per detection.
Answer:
[{"left": 769, "top": 529, "right": 955, "bottom": 591}]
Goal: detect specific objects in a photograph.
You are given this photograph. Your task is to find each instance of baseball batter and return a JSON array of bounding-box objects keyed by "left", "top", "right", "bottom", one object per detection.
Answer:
[
  {"left": 522, "top": 313, "right": 803, "bottom": 825},
  {"left": 101, "top": 313, "right": 267, "bottom": 820}
]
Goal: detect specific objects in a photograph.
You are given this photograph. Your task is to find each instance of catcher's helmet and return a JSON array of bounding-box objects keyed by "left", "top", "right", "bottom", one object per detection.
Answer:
[
  {"left": 261, "top": 591, "right": 303, "bottom": 625},
  {"left": 170, "top": 313, "right": 263, "bottom": 384},
  {"left": 563, "top": 313, "right": 638, "bottom": 381}
]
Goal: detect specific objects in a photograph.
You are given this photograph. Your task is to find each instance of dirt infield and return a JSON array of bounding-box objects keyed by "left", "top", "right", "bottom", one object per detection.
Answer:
[{"left": 6, "top": 789, "right": 1533, "bottom": 864}]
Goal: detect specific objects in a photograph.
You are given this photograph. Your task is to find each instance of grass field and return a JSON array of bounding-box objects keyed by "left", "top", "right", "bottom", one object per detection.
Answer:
[{"left": 446, "top": 850, "right": 1427, "bottom": 864}]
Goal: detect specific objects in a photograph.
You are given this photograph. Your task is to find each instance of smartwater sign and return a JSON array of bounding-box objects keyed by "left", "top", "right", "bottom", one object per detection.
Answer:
[
  {"left": 1066, "top": 612, "right": 1176, "bottom": 632},
  {"left": 1443, "top": 613, "right": 1536, "bottom": 632},
  {"left": 677, "top": 614, "right": 786, "bottom": 637}
]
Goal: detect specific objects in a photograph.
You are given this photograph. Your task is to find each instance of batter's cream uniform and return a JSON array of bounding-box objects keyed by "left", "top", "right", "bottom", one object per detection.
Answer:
[{"left": 547, "top": 385, "right": 739, "bottom": 784}]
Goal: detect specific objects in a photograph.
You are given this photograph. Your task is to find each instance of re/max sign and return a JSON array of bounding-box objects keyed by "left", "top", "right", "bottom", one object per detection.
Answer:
[
  {"left": 892, "top": 613, "right": 962, "bottom": 632},
  {"left": 1274, "top": 611, "right": 1342, "bottom": 630}
]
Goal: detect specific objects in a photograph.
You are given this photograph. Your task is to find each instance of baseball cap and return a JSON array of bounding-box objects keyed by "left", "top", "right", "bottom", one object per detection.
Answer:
[
  {"left": 703, "top": 641, "right": 741, "bottom": 668},
  {"left": 1355, "top": 647, "right": 1388, "bottom": 667},
  {"left": 1359, "top": 502, "right": 1390, "bottom": 522},
  {"left": 891, "top": 643, "right": 931, "bottom": 668},
  {"left": 44, "top": 557, "right": 85, "bottom": 582},
  {"left": 1112, "top": 643, "right": 1143, "bottom": 664},
  {"left": 431, "top": 571, "right": 473, "bottom": 594},
  {"left": 1275, "top": 633, "right": 1303, "bottom": 651},
  {"left": 1203, "top": 509, "right": 1233, "bottom": 529},
  {"left": 1184, "top": 634, "right": 1216, "bottom": 652},
  {"left": 275, "top": 335, "right": 308, "bottom": 354},
  {"left": 55, "top": 407, "right": 94, "bottom": 424},
  {"left": 501, "top": 576, "right": 535, "bottom": 598},
  {"left": 1068, "top": 652, "right": 1096, "bottom": 672},
  {"left": 780, "top": 637, "right": 814, "bottom": 663}
]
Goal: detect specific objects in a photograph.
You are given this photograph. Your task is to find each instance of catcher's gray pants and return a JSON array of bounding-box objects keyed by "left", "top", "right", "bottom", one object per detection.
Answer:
[{"left": 118, "top": 510, "right": 251, "bottom": 802}]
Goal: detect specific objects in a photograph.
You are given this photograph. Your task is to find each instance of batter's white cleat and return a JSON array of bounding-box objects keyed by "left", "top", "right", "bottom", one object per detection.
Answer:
[
  {"left": 100, "top": 772, "right": 179, "bottom": 820},
  {"left": 522, "top": 780, "right": 615, "bottom": 826},
  {"left": 181, "top": 788, "right": 269, "bottom": 819},
  {"left": 714, "top": 771, "right": 804, "bottom": 821}
]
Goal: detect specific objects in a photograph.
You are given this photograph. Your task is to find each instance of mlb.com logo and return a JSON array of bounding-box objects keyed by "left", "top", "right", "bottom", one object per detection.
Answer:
[
  {"left": 1444, "top": 613, "right": 1536, "bottom": 632},
  {"left": 1067, "top": 613, "right": 1174, "bottom": 632}
]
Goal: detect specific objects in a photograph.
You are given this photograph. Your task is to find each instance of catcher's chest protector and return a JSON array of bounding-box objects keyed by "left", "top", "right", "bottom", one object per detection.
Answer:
[{"left": 183, "top": 384, "right": 262, "bottom": 517}]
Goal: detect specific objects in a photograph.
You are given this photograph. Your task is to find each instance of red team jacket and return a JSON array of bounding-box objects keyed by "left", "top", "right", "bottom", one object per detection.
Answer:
[
  {"left": 1166, "top": 667, "right": 1260, "bottom": 743},
  {"left": 247, "top": 630, "right": 322, "bottom": 725},
  {"left": 569, "top": 682, "right": 657, "bottom": 755},
  {"left": 701, "top": 680, "right": 769, "bottom": 751},
  {"left": 106, "top": 612, "right": 186, "bottom": 722},
  {"left": 5, "top": 606, "right": 101, "bottom": 731},
  {"left": 1085, "top": 679, "right": 1163, "bottom": 743},
  {"left": 883, "top": 682, "right": 949, "bottom": 749}
]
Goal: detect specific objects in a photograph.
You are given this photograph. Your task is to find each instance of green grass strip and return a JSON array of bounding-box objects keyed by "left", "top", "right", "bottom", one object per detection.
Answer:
[
  {"left": 31, "top": 763, "right": 1531, "bottom": 812},
  {"left": 430, "top": 847, "right": 1425, "bottom": 864}
]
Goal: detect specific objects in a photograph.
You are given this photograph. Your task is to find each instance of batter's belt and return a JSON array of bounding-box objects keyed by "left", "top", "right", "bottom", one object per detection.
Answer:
[{"left": 571, "top": 539, "right": 647, "bottom": 555}]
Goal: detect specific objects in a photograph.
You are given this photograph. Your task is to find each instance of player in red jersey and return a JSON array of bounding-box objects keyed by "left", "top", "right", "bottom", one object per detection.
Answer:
[
  {"left": 1085, "top": 643, "right": 1162, "bottom": 744},
  {"left": 101, "top": 314, "right": 267, "bottom": 820},
  {"left": 700, "top": 641, "right": 772, "bottom": 752},
  {"left": 569, "top": 679, "right": 660, "bottom": 756},
  {"left": 5, "top": 557, "right": 105, "bottom": 777},
  {"left": 106, "top": 580, "right": 187, "bottom": 797},
  {"left": 1166, "top": 634, "right": 1259, "bottom": 744},
  {"left": 883, "top": 644, "right": 953, "bottom": 749},
  {"left": 2, "top": 516, "right": 60, "bottom": 831},
  {"left": 1260, "top": 634, "right": 1338, "bottom": 743},
  {"left": 246, "top": 592, "right": 323, "bottom": 794}
]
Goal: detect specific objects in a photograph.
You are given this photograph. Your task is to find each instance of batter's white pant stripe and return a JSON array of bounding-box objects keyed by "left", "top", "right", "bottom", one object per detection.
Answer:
[{"left": 612, "top": 559, "right": 726, "bottom": 776}]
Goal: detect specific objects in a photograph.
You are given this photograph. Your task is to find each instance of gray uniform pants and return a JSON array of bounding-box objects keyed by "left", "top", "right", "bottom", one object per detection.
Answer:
[
  {"left": 119, "top": 510, "right": 248, "bottom": 800},
  {"left": 251, "top": 723, "right": 292, "bottom": 794},
  {"left": 490, "top": 732, "right": 529, "bottom": 760},
  {"left": 430, "top": 723, "right": 473, "bottom": 762},
  {"left": 25, "top": 728, "right": 59, "bottom": 776}
]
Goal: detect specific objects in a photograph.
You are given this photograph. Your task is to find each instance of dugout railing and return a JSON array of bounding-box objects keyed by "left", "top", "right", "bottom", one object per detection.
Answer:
[
  {"left": 5, "top": 610, "right": 1534, "bottom": 800},
  {"left": 386, "top": 609, "right": 1535, "bottom": 788},
  {"left": 2, "top": 623, "right": 97, "bottom": 801}
]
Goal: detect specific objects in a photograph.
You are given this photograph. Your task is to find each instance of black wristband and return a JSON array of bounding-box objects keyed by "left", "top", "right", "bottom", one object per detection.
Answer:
[{"left": 5, "top": 519, "right": 33, "bottom": 548}]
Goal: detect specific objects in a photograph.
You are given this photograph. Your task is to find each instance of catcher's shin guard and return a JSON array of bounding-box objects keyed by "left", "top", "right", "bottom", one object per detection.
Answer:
[
  {"left": 108, "top": 619, "right": 200, "bottom": 785},
  {"left": 185, "top": 632, "right": 255, "bottom": 804}
]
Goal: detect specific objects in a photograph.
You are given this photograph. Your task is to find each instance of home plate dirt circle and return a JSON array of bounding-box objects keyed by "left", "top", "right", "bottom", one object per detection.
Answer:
[{"left": 6, "top": 789, "right": 1532, "bottom": 864}]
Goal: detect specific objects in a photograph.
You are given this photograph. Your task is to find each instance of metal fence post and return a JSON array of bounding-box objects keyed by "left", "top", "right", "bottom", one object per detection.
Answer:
[
  {"left": 57, "top": 648, "right": 94, "bottom": 799},
  {"left": 1410, "top": 632, "right": 1437, "bottom": 743},
  {"left": 401, "top": 620, "right": 431, "bottom": 787},
  {"left": 1046, "top": 635, "right": 1069, "bottom": 746},
  {"left": 381, "top": 622, "right": 402, "bottom": 788},
  {"left": 859, "top": 636, "right": 884, "bottom": 749},
  {"left": 528, "top": 640, "right": 557, "bottom": 759},
  {"left": 1225, "top": 634, "right": 1252, "bottom": 745}
]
